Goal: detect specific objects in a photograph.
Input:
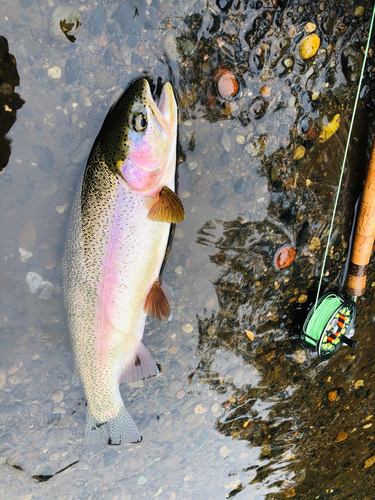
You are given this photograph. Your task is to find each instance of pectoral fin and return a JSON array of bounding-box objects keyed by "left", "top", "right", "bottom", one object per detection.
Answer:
[
  {"left": 147, "top": 186, "right": 185, "bottom": 223},
  {"left": 144, "top": 280, "right": 171, "bottom": 321}
]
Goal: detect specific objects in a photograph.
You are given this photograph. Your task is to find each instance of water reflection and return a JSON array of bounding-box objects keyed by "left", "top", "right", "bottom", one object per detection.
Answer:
[{"left": 0, "top": 36, "right": 24, "bottom": 172}]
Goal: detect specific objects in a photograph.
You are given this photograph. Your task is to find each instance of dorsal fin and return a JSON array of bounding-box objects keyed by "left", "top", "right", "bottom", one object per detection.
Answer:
[
  {"left": 144, "top": 280, "right": 170, "bottom": 321},
  {"left": 147, "top": 186, "right": 184, "bottom": 223}
]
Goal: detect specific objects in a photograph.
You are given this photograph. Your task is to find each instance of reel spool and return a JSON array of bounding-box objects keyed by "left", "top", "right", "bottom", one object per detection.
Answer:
[{"left": 302, "top": 292, "right": 357, "bottom": 359}]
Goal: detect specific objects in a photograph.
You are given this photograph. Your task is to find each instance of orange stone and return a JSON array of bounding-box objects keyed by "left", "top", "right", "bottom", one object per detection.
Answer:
[
  {"left": 213, "top": 69, "right": 239, "bottom": 99},
  {"left": 274, "top": 245, "right": 296, "bottom": 270},
  {"left": 335, "top": 431, "right": 347, "bottom": 442}
]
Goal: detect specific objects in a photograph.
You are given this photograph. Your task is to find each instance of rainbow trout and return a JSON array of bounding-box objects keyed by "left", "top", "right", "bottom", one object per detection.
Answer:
[{"left": 63, "top": 79, "right": 184, "bottom": 446}]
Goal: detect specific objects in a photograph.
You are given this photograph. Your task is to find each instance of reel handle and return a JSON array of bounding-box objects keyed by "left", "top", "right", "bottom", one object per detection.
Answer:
[{"left": 344, "top": 137, "right": 375, "bottom": 297}]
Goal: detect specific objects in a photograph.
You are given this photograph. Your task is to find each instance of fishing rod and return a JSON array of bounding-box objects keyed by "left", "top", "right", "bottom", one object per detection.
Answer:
[{"left": 301, "top": 5, "right": 375, "bottom": 359}]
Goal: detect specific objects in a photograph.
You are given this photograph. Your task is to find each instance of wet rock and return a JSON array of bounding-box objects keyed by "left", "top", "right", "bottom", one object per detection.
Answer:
[
  {"left": 293, "top": 145, "right": 305, "bottom": 160},
  {"left": 341, "top": 45, "right": 363, "bottom": 83},
  {"left": 65, "top": 57, "right": 80, "bottom": 84},
  {"left": 163, "top": 32, "right": 181, "bottom": 62},
  {"left": 328, "top": 389, "right": 337, "bottom": 402},
  {"left": 38, "top": 281, "right": 54, "bottom": 299},
  {"left": 211, "top": 182, "right": 222, "bottom": 196},
  {"left": 248, "top": 97, "right": 269, "bottom": 120},
  {"left": 319, "top": 114, "right": 340, "bottom": 143},
  {"left": 213, "top": 69, "right": 239, "bottom": 99},
  {"left": 32, "top": 145, "right": 54, "bottom": 173},
  {"left": 47, "top": 66, "right": 61, "bottom": 79},
  {"left": 18, "top": 219, "right": 36, "bottom": 251},
  {"left": 335, "top": 431, "right": 347, "bottom": 442},
  {"left": 304, "top": 22, "right": 316, "bottom": 33},
  {"left": 50, "top": 4, "right": 82, "bottom": 43},
  {"left": 364, "top": 455, "right": 375, "bottom": 469},
  {"left": 293, "top": 349, "right": 306, "bottom": 364},
  {"left": 299, "top": 34, "right": 320, "bottom": 59},
  {"left": 89, "top": 5, "right": 107, "bottom": 35},
  {"left": 26, "top": 272, "right": 43, "bottom": 294},
  {"left": 309, "top": 236, "right": 321, "bottom": 251},
  {"left": 19, "top": 248, "right": 32, "bottom": 262},
  {"left": 274, "top": 245, "right": 296, "bottom": 269},
  {"left": 244, "top": 17, "right": 269, "bottom": 50},
  {"left": 354, "top": 6, "right": 365, "bottom": 17}
]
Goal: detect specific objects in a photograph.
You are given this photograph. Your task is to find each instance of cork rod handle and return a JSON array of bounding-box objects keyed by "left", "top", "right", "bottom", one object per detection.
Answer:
[{"left": 344, "top": 137, "right": 375, "bottom": 297}]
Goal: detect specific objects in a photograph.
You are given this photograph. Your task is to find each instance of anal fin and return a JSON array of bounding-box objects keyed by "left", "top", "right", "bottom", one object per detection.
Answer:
[
  {"left": 144, "top": 280, "right": 171, "bottom": 321},
  {"left": 147, "top": 186, "right": 185, "bottom": 223},
  {"left": 120, "top": 342, "right": 160, "bottom": 384}
]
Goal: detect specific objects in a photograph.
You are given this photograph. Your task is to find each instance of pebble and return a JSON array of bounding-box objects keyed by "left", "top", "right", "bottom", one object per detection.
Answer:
[
  {"left": 328, "top": 389, "right": 337, "bottom": 402},
  {"left": 236, "top": 135, "right": 245, "bottom": 144},
  {"left": 246, "top": 330, "right": 254, "bottom": 341},
  {"left": 364, "top": 455, "right": 375, "bottom": 469},
  {"left": 319, "top": 114, "right": 340, "bottom": 143},
  {"left": 168, "top": 346, "right": 177, "bottom": 354},
  {"left": 128, "top": 380, "right": 143, "bottom": 388},
  {"left": 19, "top": 248, "right": 33, "bottom": 263},
  {"left": 284, "top": 58, "right": 294, "bottom": 69},
  {"left": 47, "top": 67, "right": 61, "bottom": 79},
  {"left": 211, "top": 403, "right": 219, "bottom": 413},
  {"left": 44, "top": 256, "right": 58, "bottom": 270},
  {"left": 137, "top": 475, "right": 147, "bottom": 485},
  {"left": 220, "top": 445, "right": 229, "bottom": 458},
  {"left": 293, "top": 145, "right": 305, "bottom": 160},
  {"left": 184, "top": 413, "right": 196, "bottom": 423},
  {"left": 355, "top": 380, "right": 364, "bottom": 387},
  {"left": 363, "top": 423, "right": 373, "bottom": 429},
  {"left": 285, "top": 487, "right": 296, "bottom": 498},
  {"left": 18, "top": 219, "right": 36, "bottom": 251},
  {"left": 163, "top": 32, "right": 181, "bottom": 62},
  {"left": 174, "top": 266, "right": 183, "bottom": 275},
  {"left": 182, "top": 323, "right": 193, "bottom": 333},
  {"left": 8, "top": 362, "right": 22, "bottom": 375},
  {"left": 354, "top": 6, "right": 364, "bottom": 17},
  {"left": 304, "top": 22, "right": 316, "bottom": 33},
  {"left": 176, "top": 390, "right": 185, "bottom": 399},
  {"left": 56, "top": 203, "right": 69, "bottom": 214},
  {"left": 213, "top": 69, "right": 239, "bottom": 99},
  {"left": 194, "top": 404, "right": 207, "bottom": 415},
  {"left": 298, "top": 294, "right": 308, "bottom": 304},
  {"left": 293, "top": 349, "right": 306, "bottom": 364},
  {"left": 274, "top": 245, "right": 296, "bottom": 269},
  {"left": 50, "top": 4, "right": 82, "bottom": 43},
  {"left": 299, "top": 34, "right": 320, "bottom": 59},
  {"left": 52, "top": 390, "right": 64, "bottom": 403},
  {"left": 49, "top": 452, "right": 60, "bottom": 461},
  {"left": 335, "top": 431, "right": 347, "bottom": 442},
  {"left": 309, "top": 237, "right": 321, "bottom": 251},
  {"left": 260, "top": 85, "right": 270, "bottom": 98},
  {"left": 26, "top": 272, "right": 43, "bottom": 294},
  {"left": 38, "top": 282, "right": 54, "bottom": 300}
]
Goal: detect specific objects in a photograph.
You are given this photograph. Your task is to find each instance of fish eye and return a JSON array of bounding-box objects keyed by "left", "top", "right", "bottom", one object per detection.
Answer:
[{"left": 132, "top": 113, "right": 147, "bottom": 132}]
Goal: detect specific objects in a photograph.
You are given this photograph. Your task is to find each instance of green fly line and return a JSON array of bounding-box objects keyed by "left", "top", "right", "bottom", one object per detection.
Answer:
[
  {"left": 304, "top": 294, "right": 342, "bottom": 346},
  {"left": 312, "top": 4, "right": 375, "bottom": 317}
]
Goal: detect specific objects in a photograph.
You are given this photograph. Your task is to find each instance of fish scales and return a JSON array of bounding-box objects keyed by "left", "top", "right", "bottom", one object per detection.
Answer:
[{"left": 63, "top": 79, "right": 182, "bottom": 445}]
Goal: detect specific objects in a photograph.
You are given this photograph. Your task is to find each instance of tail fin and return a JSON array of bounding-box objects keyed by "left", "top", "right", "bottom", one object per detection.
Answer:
[{"left": 85, "top": 406, "right": 141, "bottom": 446}]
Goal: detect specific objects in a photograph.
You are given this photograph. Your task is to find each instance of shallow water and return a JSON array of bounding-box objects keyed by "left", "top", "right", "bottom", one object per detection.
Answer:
[{"left": 1, "top": 0, "right": 375, "bottom": 499}]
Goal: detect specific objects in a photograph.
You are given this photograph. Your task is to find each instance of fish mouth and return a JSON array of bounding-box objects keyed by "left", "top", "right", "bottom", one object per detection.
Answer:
[{"left": 143, "top": 79, "right": 177, "bottom": 134}]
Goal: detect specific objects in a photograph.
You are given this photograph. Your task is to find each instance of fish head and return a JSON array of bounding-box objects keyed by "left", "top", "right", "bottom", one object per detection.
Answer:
[{"left": 100, "top": 78, "right": 177, "bottom": 195}]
